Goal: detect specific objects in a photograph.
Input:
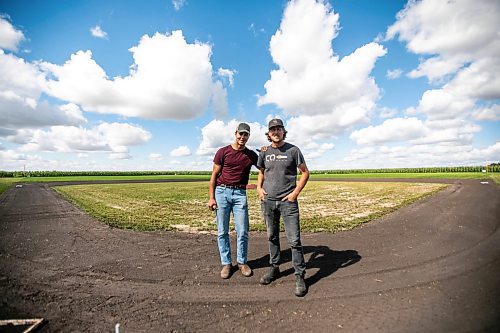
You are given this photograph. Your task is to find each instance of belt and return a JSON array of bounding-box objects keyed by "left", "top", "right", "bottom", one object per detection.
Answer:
[{"left": 218, "top": 184, "right": 247, "bottom": 189}]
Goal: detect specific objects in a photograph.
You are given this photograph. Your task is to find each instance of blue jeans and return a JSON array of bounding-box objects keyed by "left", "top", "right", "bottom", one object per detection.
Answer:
[
  {"left": 215, "top": 186, "right": 249, "bottom": 265},
  {"left": 261, "top": 199, "right": 306, "bottom": 276}
]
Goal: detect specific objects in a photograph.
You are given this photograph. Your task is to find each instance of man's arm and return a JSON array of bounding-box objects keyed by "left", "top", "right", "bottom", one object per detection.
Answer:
[
  {"left": 207, "top": 163, "right": 222, "bottom": 211},
  {"left": 282, "top": 163, "right": 309, "bottom": 202},
  {"left": 256, "top": 168, "right": 267, "bottom": 200}
]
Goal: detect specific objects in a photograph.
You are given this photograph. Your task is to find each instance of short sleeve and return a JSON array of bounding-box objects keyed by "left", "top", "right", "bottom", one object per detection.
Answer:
[
  {"left": 295, "top": 147, "right": 306, "bottom": 166},
  {"left": 257, "top": 151, "right": 265, "bottom": 169},
  {"left": 213, "top": 147, "right": 225, "bottom": 165}
]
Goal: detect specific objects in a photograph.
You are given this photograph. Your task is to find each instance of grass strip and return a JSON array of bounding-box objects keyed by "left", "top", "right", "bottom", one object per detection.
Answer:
[{"left": 54, "top": 181, "right": 447, "bottom": 233}]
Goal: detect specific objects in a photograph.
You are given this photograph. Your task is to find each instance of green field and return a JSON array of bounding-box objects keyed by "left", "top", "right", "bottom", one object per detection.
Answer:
[
  {"left": 309, "top": 172, "right": 492, "bottom": 180},
  {"left": 0, "top": 178, "right": 21, "bottom": 194},
  {"left": 2, "top": 170, "right": 497, "bottom": 233},
  {"left": 54, "top": 181, "right": 447, "bottom": 232},
  {"left": 0, "top": 171, "right": 498, "bottom": 197},
  {"left": 10, "top": 174, "right": 212, "bottom": 183}
]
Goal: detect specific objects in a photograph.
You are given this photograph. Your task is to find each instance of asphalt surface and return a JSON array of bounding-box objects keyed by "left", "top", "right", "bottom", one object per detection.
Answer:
[{"left": 0, "top": 179, "right": 499, "bottom": 332}]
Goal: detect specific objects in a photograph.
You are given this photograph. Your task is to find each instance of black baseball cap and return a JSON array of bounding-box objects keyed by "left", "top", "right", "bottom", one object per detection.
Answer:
[
  {"left": 268, "top": 118, "right": 284, "bottom": 129},
  {"left": 237, "top": 122, "right": 250, "bottom": 133}
]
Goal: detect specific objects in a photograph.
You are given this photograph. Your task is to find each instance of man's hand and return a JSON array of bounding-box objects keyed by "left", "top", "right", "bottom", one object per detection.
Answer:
[
  {"left": 260, "top": 146, "right": 268, "bottom": 152},
  {"left": 207, "top": 198, "right": 217, "bottom": 211},
  {"left": 257, "top": 187, "right": 267, "bottom": 200},
  {"left": 282, "top": 191, "right": 298, "bottom": 202}
]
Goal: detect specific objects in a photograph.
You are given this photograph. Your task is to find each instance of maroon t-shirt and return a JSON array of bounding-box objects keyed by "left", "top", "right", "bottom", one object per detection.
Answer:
[{"left": 214, "top": 145, "right": 258, "bottom": 187}]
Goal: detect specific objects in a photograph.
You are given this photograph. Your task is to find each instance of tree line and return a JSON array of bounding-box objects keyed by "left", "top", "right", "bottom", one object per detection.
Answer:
[{"left": 1, "top": 165, "right": 499, "bottom": 178}]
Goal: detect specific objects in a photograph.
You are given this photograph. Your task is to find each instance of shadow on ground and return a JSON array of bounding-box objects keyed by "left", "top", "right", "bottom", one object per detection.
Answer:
[{"left": 248, "top": 245, "right": 361, "bottom": 286}]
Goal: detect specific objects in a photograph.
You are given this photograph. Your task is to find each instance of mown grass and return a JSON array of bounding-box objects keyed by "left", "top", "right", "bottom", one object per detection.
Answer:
[
  {"left": 1, "top": 171, "right": 498, "bottom": 196},
  {"left": 54, "top": 181, "right": 447, "bottom": 233},
  {"left": 489, "top": 173, "right": 500, "bottom": 185},
  {"left": 0, "top": 178, "right": 22, "bottom": 195}
]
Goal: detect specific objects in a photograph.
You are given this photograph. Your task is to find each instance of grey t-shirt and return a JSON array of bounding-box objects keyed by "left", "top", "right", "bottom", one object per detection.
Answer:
[{"left": 257, "top": 142, "right": 306, "bottom": 200}]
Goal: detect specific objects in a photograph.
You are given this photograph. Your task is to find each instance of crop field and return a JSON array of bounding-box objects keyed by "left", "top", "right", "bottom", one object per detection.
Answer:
[{"left": 54, "top": 181, "right": 447, "bottom": 233}]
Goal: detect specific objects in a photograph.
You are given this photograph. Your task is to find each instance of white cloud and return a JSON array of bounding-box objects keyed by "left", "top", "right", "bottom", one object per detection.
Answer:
[
  {"left": 386, "top": 0, "right": 500, "bottom": 81},
  {"left": 18, "top": 123, "right": 151, "bottom": 157},
  {"left": 446, "top": 57, "right": 500, "bottom": 101},
  {"left": 0, "top": 50, "right": 46, "bottom": 98},
  {"left": 196, "top": 119, "right": 268, "bottom": 156},
  {"left": 386, "top": 68, "right": 402, "bottom": 80},
  {"left": 381, "top": 0, "right": 500, "bottom": 163},
  {"left": 217, "top": 68, "right": 236, "bottom": 87},
  {"left": 303, "top": 142, "right": 334, "bottom": 159},
  {"left": 0, "top": 149, "right": 40, "bottom": 162},
  {"left": 0, "top": 49, "right": 86, "bottom": 134},
  {"left": 170, "top": 145, "right": 191, "bottom": 157},
  {"left": 350, "top": 117, "right": 427, "bottom": 145},
  {"left": 109, "top": 152, "right": 131, "bottom": 160},
  {"left": 343, "top": 141, "right": 500, "bottom": 169},
  {"left": 172, "top": 0, "right": 187, "bottom": 11},
  {"left": 149, "top": 153, "right": 162, "bottom": 161},
  {"left": 90, "top": 25, "right": 108, "bottom": 39},
  {"left": 258, "top": 0, "right": 386, "bottom": 143},
  {"left": 386, "top": 0, "right": 500, "bottom": 82},
  {"left": 0, "top": 16, "right": 25, "bottom": 52},
  {"left": 416, "top": 89, "right": 475, "bottom": 120},
  {"left": 378, "top": 107, "right": 398, "bottom": 118},
  {"left": 0, "top": 92, "right": 86, "bottom": 131},
  {"left": 40, "top": 30, "right": 227, "bottom": 120},
  {"left": 473, "top": 104, "right": 500, "bottom": 121}
]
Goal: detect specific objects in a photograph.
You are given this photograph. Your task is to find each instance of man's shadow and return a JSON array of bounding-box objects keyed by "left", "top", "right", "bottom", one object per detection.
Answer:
[{"left": 248, "top": 246, "right": 361, "bottom": 287}]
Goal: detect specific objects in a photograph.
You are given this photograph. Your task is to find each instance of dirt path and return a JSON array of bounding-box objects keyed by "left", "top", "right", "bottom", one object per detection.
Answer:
[{"left": 0, "top": 179, "right": 499, "bottom": 332}]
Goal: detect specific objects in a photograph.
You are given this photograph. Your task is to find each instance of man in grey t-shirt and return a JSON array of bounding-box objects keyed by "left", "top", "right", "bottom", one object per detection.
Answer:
[{"left": 256, "top": 118, "right": 310, "bottom": 297}]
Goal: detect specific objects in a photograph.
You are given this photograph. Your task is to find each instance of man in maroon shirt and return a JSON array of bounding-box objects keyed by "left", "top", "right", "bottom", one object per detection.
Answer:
[{"left": 207, "top": 123, "right": 258, "bottom": 279}]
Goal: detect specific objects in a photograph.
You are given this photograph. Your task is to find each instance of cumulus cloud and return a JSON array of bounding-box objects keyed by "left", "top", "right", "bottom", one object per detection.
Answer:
[
  {"left": 0, "top": 92, "right": 86, "bottom": 131},
  {"left": 343, "top": 141, "right": 500, "bottom": 169},
  {"left": 170, "top": 145, "right": 191, "bottom": 157},
  {"left": 90, "top": 25, "right": 108, "bottom": 39},
  {"left": 473, "top": 104, "right": 500, "bottom": 121},
  {"left": 258, "top": 0, "right": 386, "bottom": 149},
  {"left": 374, "top": 0, "right": 500, "bottom": 158},
  {"left": 386, "top": 0, "right": 500, "bottom": 82},
  {"left": 350, "top": 117, "right": 427, "bottom": 145},
  {"left": 40, "top": 30, "right": 227, "bottom": 120},
  {"left": 0, "top": 16, "right": 25, "bottom": 52},
  {"left": 0, "top": 41, "right": 86, "bottom": 136},
  {"left": 17, "top": 123, "right": 151, "bottom": 159},
  {"left": 196, "top": 119, "right": 268, "bottom": 156},
  {"left": 0, "top": 149, "right": 40, "bottom": 162},
  {"left": 0, "top": 50, "right": 46, "bottom": 98},
  {"left": 302, "top": 142, "right": 334, "bottom": 159}
]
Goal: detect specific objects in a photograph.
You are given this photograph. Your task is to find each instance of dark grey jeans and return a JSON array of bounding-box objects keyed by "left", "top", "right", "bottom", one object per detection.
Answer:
[{"left": 261, "top": 199, "right": 306, "bottom": 276}]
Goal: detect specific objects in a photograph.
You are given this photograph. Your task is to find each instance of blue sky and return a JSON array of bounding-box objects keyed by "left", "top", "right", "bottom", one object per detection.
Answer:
[{"left": 0, "top": 0, "right": 499, "bottom": 171}]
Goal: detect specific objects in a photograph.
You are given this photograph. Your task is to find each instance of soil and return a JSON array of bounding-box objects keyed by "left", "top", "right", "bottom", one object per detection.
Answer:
[{"left": 0, "top": 179, "right": 499, "bottom": 332}]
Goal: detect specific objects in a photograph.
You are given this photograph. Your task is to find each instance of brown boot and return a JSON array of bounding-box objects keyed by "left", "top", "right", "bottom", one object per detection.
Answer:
[
  {"left": 238, "top": 263, "right": 252, "bottom": 277},
  {"left": 220, "top": 264, "right": 232, "bottom": 279}
]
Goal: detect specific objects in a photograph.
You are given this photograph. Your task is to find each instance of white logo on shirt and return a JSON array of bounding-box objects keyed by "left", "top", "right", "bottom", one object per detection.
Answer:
[{"left": 266, "top": 154, "right": 287, "bottom": 162}]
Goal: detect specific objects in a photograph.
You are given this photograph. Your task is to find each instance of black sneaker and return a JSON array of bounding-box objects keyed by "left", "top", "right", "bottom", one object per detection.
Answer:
[
  {"left": 294, "top": 275, "right": 307, "bottom": 297},
  {"left": 259, "top": 265, "right": 280, "bottom": 285}
]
